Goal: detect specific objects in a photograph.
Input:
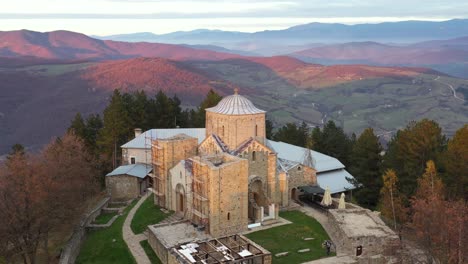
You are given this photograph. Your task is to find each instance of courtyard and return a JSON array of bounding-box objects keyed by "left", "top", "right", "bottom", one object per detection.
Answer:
[{"left": 245, "top": 210, "right": 334, "bottom": 264}]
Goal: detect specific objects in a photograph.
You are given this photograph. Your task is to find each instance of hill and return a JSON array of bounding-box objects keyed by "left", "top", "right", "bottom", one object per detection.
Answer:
[
  {"left": 291, "top": 37, "right": 468, "bottom": 78},
  {"left": 0, "top": 30, "right": 238, "bottom": 61},
  {"left": 80, "top": 58, "right": 232, "bottom": 100}
]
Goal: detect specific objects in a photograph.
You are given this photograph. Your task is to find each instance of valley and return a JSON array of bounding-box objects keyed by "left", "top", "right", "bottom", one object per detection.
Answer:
[{"left": 1, "top": 57, "right": 466, "bottom": 155}]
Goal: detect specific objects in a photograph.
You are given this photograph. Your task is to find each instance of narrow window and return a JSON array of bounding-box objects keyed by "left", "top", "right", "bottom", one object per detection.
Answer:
[
  {"left": 222, "top": 125, "right": 225, "bottom": 137},
  {"left": 298, "top": 166, "right": 302, "bottom": 171},
  {"left": 130, "top": 157, "right": 136, "bottom": 164},
  {"left": 227, "top": 212, "right": 230, "bottom": 220},
  {"left": 255, "top": 124, "right": 258, "bottom": 137},
  {"left": 252, "top": 151, "right": 256, "bottom": 161}
]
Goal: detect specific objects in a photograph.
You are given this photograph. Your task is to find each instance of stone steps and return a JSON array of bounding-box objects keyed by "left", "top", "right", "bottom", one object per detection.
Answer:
[{"left": 159, "top": 213, "right": 183, "bottom": 225}]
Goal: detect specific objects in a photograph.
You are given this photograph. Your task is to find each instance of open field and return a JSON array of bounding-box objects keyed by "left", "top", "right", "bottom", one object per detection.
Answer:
[{"left": 246, "top": 211, "right": 333, "bottom": 264}]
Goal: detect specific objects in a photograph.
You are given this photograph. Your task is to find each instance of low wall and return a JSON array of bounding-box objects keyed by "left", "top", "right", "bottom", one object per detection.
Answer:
[{"left": 59, "top": 196, "right": 110, "bottom": 264}]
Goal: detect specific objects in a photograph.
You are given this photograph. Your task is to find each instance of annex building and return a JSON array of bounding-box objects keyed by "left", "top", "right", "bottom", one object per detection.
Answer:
[{"left": 106, "top": 89, "right": 356, "bottom": 263}]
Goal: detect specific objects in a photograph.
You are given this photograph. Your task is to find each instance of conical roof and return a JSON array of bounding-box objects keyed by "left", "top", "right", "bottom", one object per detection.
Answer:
[{"left": 206, "top": 88, "right": 266, "bottom": 115}]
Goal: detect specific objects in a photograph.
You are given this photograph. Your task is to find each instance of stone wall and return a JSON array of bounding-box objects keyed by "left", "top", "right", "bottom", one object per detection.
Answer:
[
  {"left": 286, "top": 164, "right": 316, "bottom": 205},
  {"left": 106, "top": 175, "right": 139, "bottom": 201},
  {"left": 148, "top": 225, "right": 170, "bottom": 264},
  {"left": 206, "top": 155, "right": 249, "bottom": 237},
  {"left": 121, "top": 148, "right": 151, "bottom": 165},
  {"left": 152, "top": 135, "right": 198, "bottom": 208},
  {"left": 205, "top": 111, "right": 265, "bottom": 150},
  {"left": 59, "top": 197, "right": 110, "bottom": 264},
  {"left": 327, "top": 209, "right": 400, "bottom": 258}
]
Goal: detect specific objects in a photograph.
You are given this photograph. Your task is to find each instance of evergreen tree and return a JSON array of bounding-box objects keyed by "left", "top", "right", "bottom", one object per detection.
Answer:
[
  {"left": 265, "top": 119, "right": 274, "bottom": 139},
  {"left": 194, "top": 89, "right": 222, "bottom": 127},
  {"left": 383, "top": 119, "right": 446, "bottom": 197},
  {"left": 68, "top": 113, "right": 86, "bottom": 139},
  {"left": 128, "top": 91, "right": 149, "bottom": 130},
  {"left": 442, "top": 125, "right": 468, "bottom": 200},
  {"left": 98, "top": 90, "right": 132, "bottom": 168},
  {"left": 84, "top": 114, "right": 103, "bottom": 151},
  {"left": 313, "top": 120, "right": 353, "bottom": 167},
  {"left": 273, "top": 122, "right": 309, "bottom": 147},
  {"left": 348, "top": 128, "right": 383, "bottom": 209}
]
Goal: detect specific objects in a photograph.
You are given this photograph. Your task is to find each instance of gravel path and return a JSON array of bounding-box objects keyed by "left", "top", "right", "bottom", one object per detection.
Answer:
[{"left": 123, "top": 192, "right": 151, "bottom": 264}]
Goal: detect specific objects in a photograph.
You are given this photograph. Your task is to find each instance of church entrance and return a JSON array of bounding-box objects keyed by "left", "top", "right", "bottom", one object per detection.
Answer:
[
  {"left": 248, "top": 177, "right": 269, "bottom": 223},
  {"left": 291, "top": 187, "right": 298, "bottom": 202},
  {"left": 175, "top": 184, "right": 186, "bottom": 214}
]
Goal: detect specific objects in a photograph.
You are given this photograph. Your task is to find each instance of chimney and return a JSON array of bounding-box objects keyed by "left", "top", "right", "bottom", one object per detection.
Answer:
[{"left": 134, "top": 128, "right": 142, "bottom": 138}]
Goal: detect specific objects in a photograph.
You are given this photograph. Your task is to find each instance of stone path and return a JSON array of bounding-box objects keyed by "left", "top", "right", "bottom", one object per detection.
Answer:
[{"left": 123, "top": 192, "right": 152, "bottom": 264}]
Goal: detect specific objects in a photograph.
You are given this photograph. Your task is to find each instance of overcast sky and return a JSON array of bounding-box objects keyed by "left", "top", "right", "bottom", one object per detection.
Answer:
[{"left": 1, "top": 0, "right": 467, "bottom": 35}]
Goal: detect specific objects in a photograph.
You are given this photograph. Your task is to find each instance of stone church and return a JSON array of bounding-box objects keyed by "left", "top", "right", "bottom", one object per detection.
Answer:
[{"left": 107, "top": 89, "right": 356, "bottom": 237}]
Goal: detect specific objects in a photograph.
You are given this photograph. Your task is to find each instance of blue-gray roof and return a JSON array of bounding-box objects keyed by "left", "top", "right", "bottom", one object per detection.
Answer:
[
  {"left": 317, "top": 169, "right": 356, "bottom": 194},
  {"left": 121, "top": 128, "right": 206, "bottom": 149},
  {"left": 106, "top": 164, "right": 152, "bottom": 178},
  {"left": 266, "top": 140, "right": 345, "bottom": 172}
]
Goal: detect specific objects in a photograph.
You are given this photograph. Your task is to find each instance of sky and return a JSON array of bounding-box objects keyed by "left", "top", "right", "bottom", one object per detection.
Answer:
[{"left": 1, "top": 0, "right": 467, "bottom": 35}]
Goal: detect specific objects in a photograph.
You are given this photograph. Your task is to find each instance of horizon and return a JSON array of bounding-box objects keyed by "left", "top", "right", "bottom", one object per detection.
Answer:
[
  {"left": 1, "top": 0, "right": 467, "bottom": 35},
  {"left": 3, "top": 18, "right": 467, "bottom": 37}
]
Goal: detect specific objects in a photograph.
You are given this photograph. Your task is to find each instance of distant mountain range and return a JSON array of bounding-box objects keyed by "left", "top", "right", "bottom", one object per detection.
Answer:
[
  {"left": 291, "top": 37, "right": 468, "bottom": 78},
  {"left": 0, "top": 29, "right": 467, "bottom": 155},
  {"left": 97, "top": 19, "right": 468, "bottom": 50}
]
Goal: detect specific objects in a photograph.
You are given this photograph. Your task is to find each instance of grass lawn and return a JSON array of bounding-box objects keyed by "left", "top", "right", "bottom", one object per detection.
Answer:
[
  {"left": 140, "top": 240, "right": 162, "bottom": 264},
  {"left": 92, "top": 212, "right": 118, "bottom": 225},
  {"left": 131, "top": 194, "right": 172, "bottom": 234},
  {"left": 76, "top": 199, "right": 138, "bottom": 264},
  {"left": 245, "top": 211, "right": 333, "bottom": 264}
]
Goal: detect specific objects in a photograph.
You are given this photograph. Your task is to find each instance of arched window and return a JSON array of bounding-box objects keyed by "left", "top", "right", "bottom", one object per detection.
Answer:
[
  {"left": 252, "top": 151, "right": 256, "bottom": 161},
  {"left": 297, "top": 166, "right": 302, "bottom": 171},
  {"left": 227, "top": 212, "right": 230, "bottom": 220},
  {"left": 255, "top": 124, "right": 258, "bottom": 137}
]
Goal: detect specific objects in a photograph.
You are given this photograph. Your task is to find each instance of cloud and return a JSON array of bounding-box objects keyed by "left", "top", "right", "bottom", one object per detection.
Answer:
[{"left": 0, "top": 0, "right": 467, "bottom": 34}]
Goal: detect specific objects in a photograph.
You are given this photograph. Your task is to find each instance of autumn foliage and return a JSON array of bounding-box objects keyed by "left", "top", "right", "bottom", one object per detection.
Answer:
[
  {"left": 0, "top": 133, "right": 100, "bottom": 263},
  {"left": 409, "top": 161, "right": 467, "bottom": 264}
]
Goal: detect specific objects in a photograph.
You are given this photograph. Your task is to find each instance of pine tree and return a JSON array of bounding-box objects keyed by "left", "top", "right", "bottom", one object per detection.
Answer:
[
  {"left": 383, "top": 119, "right": 446, "bottom": 197},
  {"left": 68, "top": 113, "right": 86, "bottom": 138},
  {"left": 348, "top": 128, "right": 383, "bottom": 209},
  {"left": 265, "top": 119, "right": 274, "bottom": 139},
  {"left": 98, "top": 90, "right": 131, "bottom": 168},
  {"left": 442, "top": 124, "right": 468, "bottom": 200},
  {"left": 314, "top": 120, "right": 353, "bottom": 167},
  {"left": 194, "top": 89, "right": 222, "bottom": 127}
]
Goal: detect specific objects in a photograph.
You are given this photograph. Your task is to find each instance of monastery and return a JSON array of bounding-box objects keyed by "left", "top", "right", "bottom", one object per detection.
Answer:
[{"left": 106, "top": 89, "right": 358, "bottom": 263}]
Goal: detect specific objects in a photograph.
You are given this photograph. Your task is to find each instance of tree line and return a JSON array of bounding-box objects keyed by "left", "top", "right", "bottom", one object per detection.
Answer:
[
  {"left": 68, "top": 89, "right": 222, "bottom": 170},
  {"left": 272, "top": 119, "right": 467, "bottom": 263}
]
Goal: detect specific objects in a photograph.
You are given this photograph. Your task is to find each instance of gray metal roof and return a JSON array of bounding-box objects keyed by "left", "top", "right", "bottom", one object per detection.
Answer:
[
  {"left": 121, "top": 128, "right": 206, "bottom": 149},
  {"left": 317, "top": 169, "right": 356, "bottom": 194},
  {"left": 266, "top": 140, "right": 345, "bottom": 172},
  {"left": 205, "top": 92, "right": 265, "bottom": 115},
  {"left": 106, "top": 164, "right": 152, "bottom": 178}
]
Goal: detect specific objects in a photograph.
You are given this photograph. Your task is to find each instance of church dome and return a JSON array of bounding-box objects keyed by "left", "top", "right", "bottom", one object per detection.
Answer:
[{"left": 206, "top": 89, "right": 266, "bottom": 115}]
